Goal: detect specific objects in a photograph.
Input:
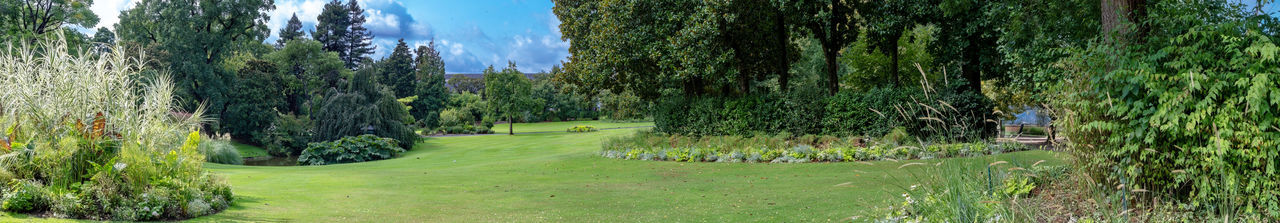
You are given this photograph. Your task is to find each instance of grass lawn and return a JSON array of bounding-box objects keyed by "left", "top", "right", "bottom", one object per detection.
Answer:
[
  {"left": 489, "top": 120, "right": 654, "bottom": 134},
  {"left": 232, "top": 142, "right": 270, "bottom": 158},
  {"left": 0, "top": 121, "right": 1066, "bottom": 222}
]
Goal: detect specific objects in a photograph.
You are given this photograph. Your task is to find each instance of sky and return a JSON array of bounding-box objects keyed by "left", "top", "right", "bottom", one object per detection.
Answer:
[{"left": 87, "top": 0, "right": 569, "bottom": 74}]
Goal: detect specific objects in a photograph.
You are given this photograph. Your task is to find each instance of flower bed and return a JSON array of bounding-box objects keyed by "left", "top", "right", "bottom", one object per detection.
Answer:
[{"left": 600, "top": 131, "right": 1029, "bottom": 163}]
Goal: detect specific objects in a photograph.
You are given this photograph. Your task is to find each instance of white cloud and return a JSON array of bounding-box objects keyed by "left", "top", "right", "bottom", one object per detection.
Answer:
[
  {"left": 89, "top": 0, "right": 139, "bottom": 31},
  {"left": 266, "top": 0, "right": 327, "bottom": 39}
]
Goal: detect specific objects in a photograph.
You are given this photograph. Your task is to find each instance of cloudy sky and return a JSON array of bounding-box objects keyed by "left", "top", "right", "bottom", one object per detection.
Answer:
[{"left": 88, "top": 0, "right": 569, "bottom": 74}]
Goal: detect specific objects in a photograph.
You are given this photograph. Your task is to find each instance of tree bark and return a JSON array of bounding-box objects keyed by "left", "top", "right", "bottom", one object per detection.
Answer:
[
  {"left": 508, "top": 115, "right": 514, "bottom": 135},
  {"left": 1100, "top": 0, "right": 1147, "bottom": 45},
  {"left": 889, "top": 40, "right": 900, "bottom": 88},
  {"left": 824, "top": 47, "right": 839, "bottom": 95},
  {"left": 775, "top": 7, "right": 791, "bottom": 93}
]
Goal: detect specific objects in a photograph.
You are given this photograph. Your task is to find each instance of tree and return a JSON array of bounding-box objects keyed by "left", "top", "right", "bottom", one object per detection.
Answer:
[
  {"left": 264, "top": 39, "right": 350, "bottom": 115},
  {"left": 412, "top": 41, "right": 449, "bottom": 129},
  {"left": 783, "top": 0, "right": 858, "bottom": 95},
  {"left": 313, "top": 67, "right": 418, "bottom": 149},
  {"left": 448, "top": 74, "right": 485, "bottom": 94},
  {"left": 90, "top": 27, "right": 115, "bottom": 53},
  {"left": 116, "top": 0, "right": 275, "bottom": 122},
  {"left": 314, "top": 0, "right": 351, "bottom": 67},
  {"left": 380, "top": 39, "right": 416, "bottom": 98},
  {"left": 484, "top": 62, "right": 537, "bottom": 135},
  {"left": 861, "top": 0, "right": 932, "bottom": 87},
  {"left": 0, "top": 0, "right": 98, "bottom": 38},
  {"left": 277, "top": 13, "right": 306, "bottom": 47},
  {"left": 223, "top": 60, "right": 285, "bottom": 144},
  {"left": 345, "top": 0, "right": 375, "bottom": 68}
]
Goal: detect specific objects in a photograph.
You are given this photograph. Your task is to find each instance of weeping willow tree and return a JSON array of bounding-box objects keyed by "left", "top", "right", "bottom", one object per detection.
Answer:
[{"left": 312, "top": 67, "right": 418, "bottom": 149}]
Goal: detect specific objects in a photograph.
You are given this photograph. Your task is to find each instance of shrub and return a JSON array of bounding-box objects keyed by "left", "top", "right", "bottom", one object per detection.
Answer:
[
  {"left": 0, "top": 36, "right": 230, "bottom": 220},
  {"left": 567, "top": 125, "right": 597, "bottom": 132},
  {"left": 264, "top": 113, "right": 314, "bottom": 157},
  {"left": 1055, "top": 1, "right": 1280, "bottom": 217},
  {"left": 601, "top": 132, "right": 1029, "bottom": 163},
  {"left": 298, "top": 135, "right": 405, "bottom": 165},
  {"left": 198, "top": 134, "right": 243, "bottom": 165}
]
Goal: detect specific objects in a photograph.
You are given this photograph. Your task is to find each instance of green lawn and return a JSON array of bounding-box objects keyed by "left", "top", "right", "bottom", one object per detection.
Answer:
[
  {"left": 0, "top": 121, "right": 1066, "bottom": 222},
  {"left": 232, "top": 142, "right": 270, "bottom": 158},
  {"left": 489, "top": 120, "right": 653, "bottom": 134}
]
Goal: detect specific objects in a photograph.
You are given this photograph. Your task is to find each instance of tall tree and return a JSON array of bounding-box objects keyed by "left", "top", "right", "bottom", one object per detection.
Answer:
[
  {"left": 277, "top": 13, "right": 306, "bottom": 47},
  {"left": 381, "top": 39, "right": 416, "bottom": 98},
  {"left": 346, "top": 0, "right": 376, "bottom": 68},
  {"left": 784, "top": 0, "right": 858, "bottom": 95},
  {"left": 861, "top": 0, "right": 931, "bottom": 87},
  {"left": 412, "top": 41, "right": 449, "bottom": 128},
  {"left": 90, "top": 27, "right": 115, "bottom": 53},
  {"left": 313, "top": 0, "right": 351, "bottom": 67},
  {"left": 484, "top": 62, "right": 536, "bottom": 135},
  {"left": 1100, "top": 0, "right": 1147, "bottom": 44},
  {"left": 116, "top": 0, "right": 275, "bottom": 119},
  {"left": 223, "top": 60, "right": 285, "bottom": 144},
  {"left": 264, "top": 39, "right": 350, "bottom": 115}
]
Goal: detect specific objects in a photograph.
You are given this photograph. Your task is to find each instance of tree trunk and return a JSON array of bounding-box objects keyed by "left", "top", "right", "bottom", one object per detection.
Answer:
[
  {"left": 508, "top": 115, "right": 514, "bottom": 135},
  {"left": 1100, "top": 0, "right": 1147, "bottom": 45},
  {"left": 824, "top": 47, "right": 839, "bottom": 95},
  {"left": 775, "top": 8, "right": 791, "bottom": 93},
  {"left": 889, "top": 40, "right": 900, "bottom": 88}
]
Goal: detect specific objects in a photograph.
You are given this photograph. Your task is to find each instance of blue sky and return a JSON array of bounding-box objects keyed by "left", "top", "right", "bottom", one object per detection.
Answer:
[{"left": 88, "top": 0, "right": 568, "bottom": 74}]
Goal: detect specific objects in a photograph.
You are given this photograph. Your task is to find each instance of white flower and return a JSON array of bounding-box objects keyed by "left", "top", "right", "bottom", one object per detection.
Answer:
[{"left": 113, "top": 162, "right": 127, "bottom": 172}]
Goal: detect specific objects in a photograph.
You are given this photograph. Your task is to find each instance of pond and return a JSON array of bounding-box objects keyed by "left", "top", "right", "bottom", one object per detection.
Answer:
[{"left": 243, "top": 156, "right": 299, "bottom": 166}]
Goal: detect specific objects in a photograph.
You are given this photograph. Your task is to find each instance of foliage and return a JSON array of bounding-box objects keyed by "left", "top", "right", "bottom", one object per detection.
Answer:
[
  {"left": 264, "top": 113, "right": 314, "bottom": 157},
  {"left": 411, "top": 41, "right": 450, "bottom": 129},
  {"left": 0, "top": 37, "right": 231, "bottom": 220},
  {"left": 597, "top": 90, "right": 645, "bottom": 121},
  {"left": 566, "top": 125, "right": 597, "bottom": 133},
  {"left": 264, "top": 39, "right": 350, "bottom": 115},
  {"left": 276, "top": 13, "right": 307, "bottom": 47},
  {"left": 222, "top": 60, "right": 285, "bottom": 145},
  {"left": 0, "top": 0, "right": 98, "bottom": 44},
  {"left": 313, "top": 68, "right": 419, "bottom": 149},
  {"left": 198, "top": 134, "right": 243, "bottom": 165},
  {"left": 297, "top": 135, "right": 403, "bottom": 165},
  {"left": 553, "top": 0, "right": 796, "bottom": 99},
  {"left": 380, "top": 39, "right": 417, "bottom": 98},
  {"left": 1056, "top": 1, "right": 1280, "bottom": 218},
  {"left": 313, "top": 0, "right": 375, "bottom": 69},
  {"left": 447, "top": 74, "right": 485, "bottom": 94},
  {"left": 600, "top": 130, "right": 1027, "bottom": 163},
  {"left": 484, "top": 63, "right": 538, "bottom": 134},
  {"left": 528, "top": 68, "right": 598, "bottom": 122},
  {"left": 873, "top": 158, "right": 1055, "bottom": 222},
  {"left": 115, "top": 0, "right": 275, "bottom": 115}
]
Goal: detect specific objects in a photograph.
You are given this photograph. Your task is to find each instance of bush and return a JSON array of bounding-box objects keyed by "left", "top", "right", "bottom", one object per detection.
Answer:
[
  {"left": 566, "top": 125, "right": 597, "bottom": 132},
  {"left": 600, "top": 131, "right": 1027, "bottom": 163},
  {"left": 264, "top": 113, "right": 313, "bottom": 157},
  {"left": 298, "top": 135, "right": 405, "bottom": 165},
  {"left": 654, "top": 85, "right": 996, "bottom": 142},
  {"left": 1055, "top": 2, "right": 1280, "bottom": 217},
  {"left": 198, "top": 134, "right": 243, "bottom": 165},
  {"left": 0, "top": 36, "right": 231, "bottom": 220}
]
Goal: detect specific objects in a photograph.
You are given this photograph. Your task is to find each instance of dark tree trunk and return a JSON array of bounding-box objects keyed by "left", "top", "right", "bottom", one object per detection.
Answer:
[
  {"left": 824, "top": 47, "right": 839, "bottom": 95},
  {"left": 508, "top": 115, "right": 514, "bottom": 135},
  {"left": 775, "top": 8, "right": 791, "bottom": 92}
]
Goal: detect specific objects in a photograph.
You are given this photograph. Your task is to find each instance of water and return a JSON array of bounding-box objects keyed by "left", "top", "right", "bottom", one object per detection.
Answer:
[{"left": 243, "top": 156, "right": 299, "bottom": 166}]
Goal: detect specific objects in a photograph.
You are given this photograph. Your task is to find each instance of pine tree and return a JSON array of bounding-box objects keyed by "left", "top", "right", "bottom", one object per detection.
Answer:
[
  {"left": 412, "top": 41, "right": 449, "bottom": 128},
  {"left": 346, "top": 0, "right": 376, "bottom": 69},
  {"left": 313, "top": 0, "right": 350, "bottom": 67},
  {"left": 276, "top": 13, "right": 306, "bottom": 47},
  {"left": 382, "top": 39, "right": 416, "bottom": 98}
]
